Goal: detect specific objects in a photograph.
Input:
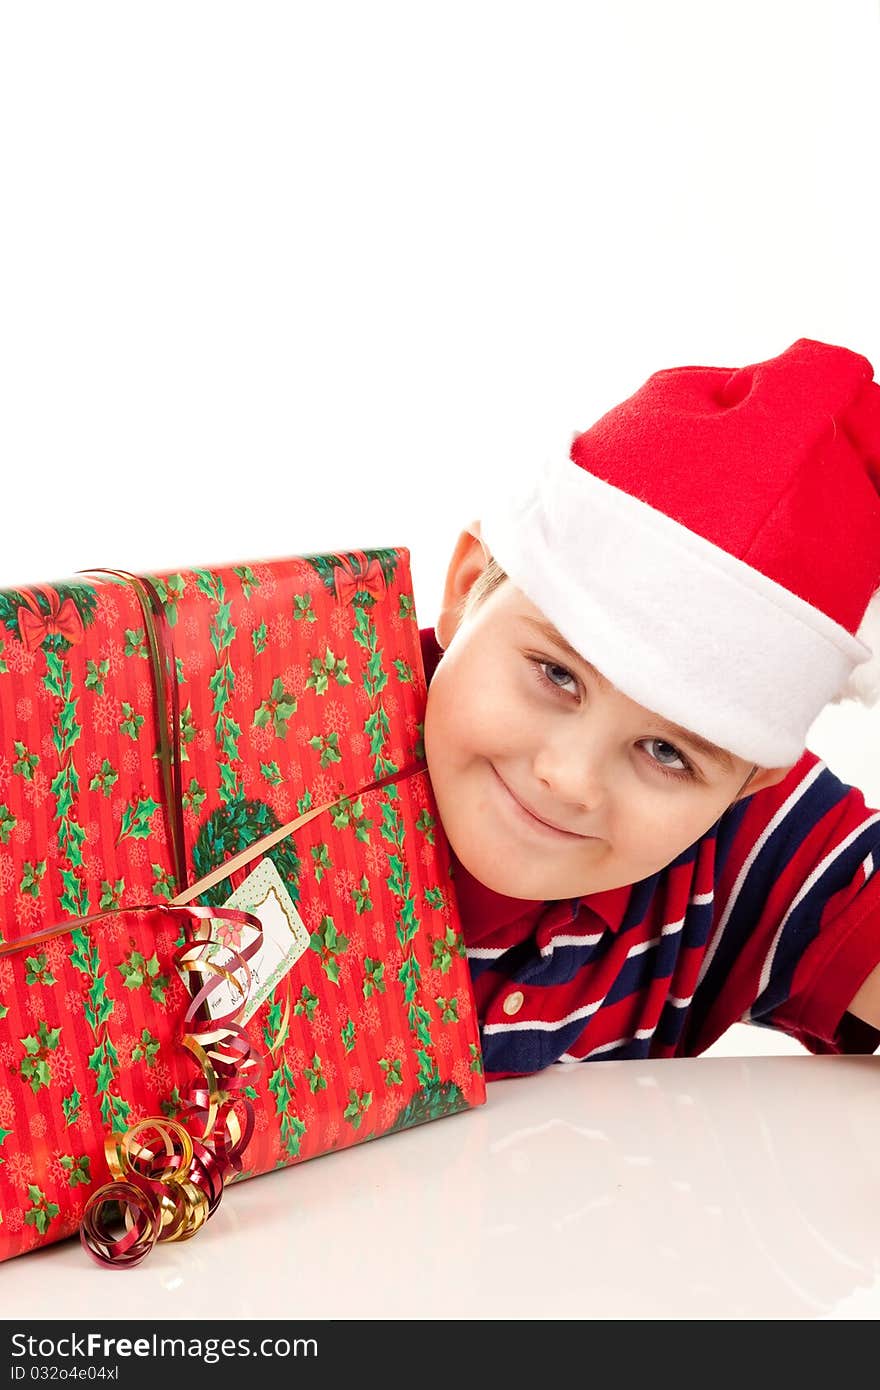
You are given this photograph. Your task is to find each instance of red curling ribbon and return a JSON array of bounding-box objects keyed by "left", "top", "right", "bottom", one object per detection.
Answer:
[
  {"left": 79, "top": 1178, "right": 165, "bottom": 1269},
  {"left": 78, "top": 901, "right": 265, "bottom": 1269},
  {"left": 16, "top": 586, "right": 85, "bottom": 651},
  {"left": 0, "top": 899, "right": 265, "bottom": 1269}
]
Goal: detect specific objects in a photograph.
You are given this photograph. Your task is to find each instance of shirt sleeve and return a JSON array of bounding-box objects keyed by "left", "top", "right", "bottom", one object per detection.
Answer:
[{"left": 692, "top": 749, "right": 880, "bottom": 1056}]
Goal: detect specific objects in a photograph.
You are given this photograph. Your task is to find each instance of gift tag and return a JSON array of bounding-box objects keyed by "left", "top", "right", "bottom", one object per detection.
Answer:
[{"left": 191, "top": 858, "right": 311, "bottom": 1024}]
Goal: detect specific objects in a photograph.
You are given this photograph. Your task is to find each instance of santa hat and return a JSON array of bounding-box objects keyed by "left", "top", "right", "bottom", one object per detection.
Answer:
[{"left": 479, "top": 337, "right": 880, "bottom": 768}]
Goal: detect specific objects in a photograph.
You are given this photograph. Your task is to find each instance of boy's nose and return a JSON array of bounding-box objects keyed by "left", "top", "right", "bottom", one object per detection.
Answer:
[{"left": 532, "top": 738, "right": 606, "bottom": 817}]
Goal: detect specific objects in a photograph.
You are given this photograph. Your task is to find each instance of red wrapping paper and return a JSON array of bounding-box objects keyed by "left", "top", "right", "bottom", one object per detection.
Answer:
[{"left": 0, "top": 548, "right": 485, "bottom": 1262}]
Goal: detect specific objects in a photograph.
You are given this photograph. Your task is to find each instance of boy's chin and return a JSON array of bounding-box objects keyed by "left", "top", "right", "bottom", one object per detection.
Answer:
[{"left": 450, "top": 837, "right": 546, "bottom": 901}]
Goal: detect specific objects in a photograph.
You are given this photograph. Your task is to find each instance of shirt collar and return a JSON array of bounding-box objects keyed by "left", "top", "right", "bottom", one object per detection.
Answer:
[
  {"left": 575, "top": 880, "right": 632, "bottom": 932},
  {"left": 419, "top": 624, "right": 444, "bottom": 684},
  {"left": 450, "top": 849, "right": 632, "bottom": 938}
]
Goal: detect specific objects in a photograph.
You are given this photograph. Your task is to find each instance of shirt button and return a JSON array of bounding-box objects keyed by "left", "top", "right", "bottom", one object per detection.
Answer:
[{"left": 502, "top": 990, "right": 524, "bottom": 1016}]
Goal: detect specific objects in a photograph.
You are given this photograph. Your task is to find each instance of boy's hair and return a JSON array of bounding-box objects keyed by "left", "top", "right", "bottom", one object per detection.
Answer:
[{"left": 462, "top": 555, "right": 507, "bottom": 618}]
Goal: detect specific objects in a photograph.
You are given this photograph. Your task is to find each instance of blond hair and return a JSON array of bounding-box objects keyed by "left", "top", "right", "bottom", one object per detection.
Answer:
[{"left": 460, "top": 555, "right": 507, "bottom": 620}]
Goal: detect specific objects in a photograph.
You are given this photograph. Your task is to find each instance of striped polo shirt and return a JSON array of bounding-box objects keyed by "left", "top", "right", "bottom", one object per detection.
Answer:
[{"left": 420, "top": 626, "right": 880, "bottom": 1080}]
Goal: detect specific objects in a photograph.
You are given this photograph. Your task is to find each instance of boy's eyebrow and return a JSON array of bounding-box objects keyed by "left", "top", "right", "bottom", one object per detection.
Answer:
[
  {"left": 521, "top": 616, "right": 615, "bottom": 693},
  {"left": 520, "top": 616, "right": 736, "bottom": 773}
]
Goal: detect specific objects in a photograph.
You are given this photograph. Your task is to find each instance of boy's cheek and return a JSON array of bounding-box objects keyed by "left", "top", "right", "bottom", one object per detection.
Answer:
[
  {"left": 424, "top": 662, "right": 504, "bottom": 767},
  {"left": 423, "top": 671, "right": 460, "bottom": 751},
  {"left": 422, "top": 688, "right": 450, "bottom": 780}
]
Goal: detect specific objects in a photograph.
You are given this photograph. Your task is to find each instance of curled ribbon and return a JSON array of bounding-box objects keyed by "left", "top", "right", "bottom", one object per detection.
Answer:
[
  {"left": 78, "top": 901, "right": 266, "bottom": 1269},
  {"left": 0, "top": 755, "right": 426, "bottom": 1267},
  {"left": 0, "top": 899, "right": 269, "bottom": 1268}
]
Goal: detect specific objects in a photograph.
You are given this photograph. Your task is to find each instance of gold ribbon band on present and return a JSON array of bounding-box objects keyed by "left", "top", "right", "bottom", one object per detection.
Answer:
[{"left": 79, "top": 569, "right": 190, "bottom": 895}]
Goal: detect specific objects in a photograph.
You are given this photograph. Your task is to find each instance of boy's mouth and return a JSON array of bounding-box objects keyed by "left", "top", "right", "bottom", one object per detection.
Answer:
[{"left": 490, "top": 764, "right": 596, "bottom": 842}]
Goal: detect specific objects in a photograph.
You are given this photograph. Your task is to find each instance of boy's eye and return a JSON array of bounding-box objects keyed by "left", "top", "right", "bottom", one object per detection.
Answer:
[
  {"left": 542, "top": 661, "right": 578, "bottom": 693},
  {"left": 527, "top": 655, "right": 584, "bottom": 699},
  {"left": 641, "top": 737, "right": 692, "bottom": 775},
  {"left": 527, "top": 656, "right": 698, "bottom": 782}
]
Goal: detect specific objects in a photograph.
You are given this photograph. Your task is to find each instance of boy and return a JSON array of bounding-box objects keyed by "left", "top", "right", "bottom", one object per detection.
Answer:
[{"left": 420, "top": 337, "right": 880, "bottom": 1080}]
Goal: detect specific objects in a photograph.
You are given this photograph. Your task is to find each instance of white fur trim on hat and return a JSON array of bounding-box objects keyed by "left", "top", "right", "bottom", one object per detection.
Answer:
[
  {"left": 480, "top": 451, "right": 872, "bottom": 768},
  {"left": 830, "top": 587, "right": 880, "bottom": 707}
]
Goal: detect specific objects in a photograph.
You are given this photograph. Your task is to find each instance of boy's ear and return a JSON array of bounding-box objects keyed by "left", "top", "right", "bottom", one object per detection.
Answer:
[
  {"left": 435, "top": 520, "right": 492, "bottom": 650},
  {"left": 731, "top": 763, "right": 795, "bottom": 801}
]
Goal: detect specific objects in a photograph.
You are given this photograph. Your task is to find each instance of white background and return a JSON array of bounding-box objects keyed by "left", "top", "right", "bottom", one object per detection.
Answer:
[{"left": 2, "top": 0, "right": 879, "bottom": 1058}]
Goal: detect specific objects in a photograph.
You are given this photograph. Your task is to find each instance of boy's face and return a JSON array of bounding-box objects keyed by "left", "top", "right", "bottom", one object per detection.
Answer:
[{"left": 424, "top": 525, "right": 793, "bottom": 902}]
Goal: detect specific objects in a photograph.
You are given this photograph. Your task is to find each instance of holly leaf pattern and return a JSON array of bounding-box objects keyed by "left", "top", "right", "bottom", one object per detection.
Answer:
[
  {"left": 99, "top": 878, "right": 125, "bottom": 911},
  {"left": 119, "top": 702, "right": 144, "bottom": 739},
  {"left": 0, "top": 804, "right": 16, "bottom": 845},
  {"left": 88, "top": 758, "right": 118, "bottom": 795},
  {"left": 362, "top": 957, "right": 386, "bottom": 998},
  {"left": 59, "top": 1154, "right": 92, "bottom": 1187},
  {"left": 20, "top": 1022, "right": 62, "bottom": 1093},
  {"left": 20, "top": 861, "right": 47, "bottom": 898},
  {"left": 24, "top": 1187, "right": 60, "bottom": 1234},
  {"left": 342, "top": 1088, "right": 373, "bottom": 1130},
  {"left": 253, "top": 676, "right": 298, "bottom": 738},
  {"left": 292, "top": 594, "right": 317, "bottom": 623},
  {"left": 117, "top": 796, "right": 160, "bottom": 843},
  {"left": 309, "top": 916, "right": 349, "bottom": 984},
  {"left": 305, "top": 647, "right": 353, "bottom": 696},
  {"left": 62, "top": 1089, "right": 82, "bottom": 1125},
  {"left": 124, "top": 628, "right": 148, "bottom": 659},
  {"left": 85, "top": 658, "right": 109, "bottom": 692},
  {"left": 12, "top": 741, "right": 38, "bottom": 779},
  {"left": 117, "top": 950, "right": 170, "bottom": 1005}
]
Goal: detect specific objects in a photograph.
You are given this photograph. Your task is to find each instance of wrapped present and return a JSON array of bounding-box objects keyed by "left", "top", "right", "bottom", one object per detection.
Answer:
[{"left": 0, "top": 549, "right": 486, "bottom": 1265}]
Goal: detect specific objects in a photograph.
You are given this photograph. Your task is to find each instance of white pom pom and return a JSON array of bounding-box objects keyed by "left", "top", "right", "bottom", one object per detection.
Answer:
[{"left": 830, "top": 587, "right": 880, "bottom": 707}]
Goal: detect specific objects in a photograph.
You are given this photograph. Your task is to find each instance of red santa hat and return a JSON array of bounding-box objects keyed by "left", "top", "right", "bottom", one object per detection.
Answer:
[{"left": 480, "top": 337, "right": 880, "bottom": 768}]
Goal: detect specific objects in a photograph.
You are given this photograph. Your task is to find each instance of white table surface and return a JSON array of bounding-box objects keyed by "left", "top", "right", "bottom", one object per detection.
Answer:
[{"left": 2, "top": 1053, "right": 878, "bottom": 1321}]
